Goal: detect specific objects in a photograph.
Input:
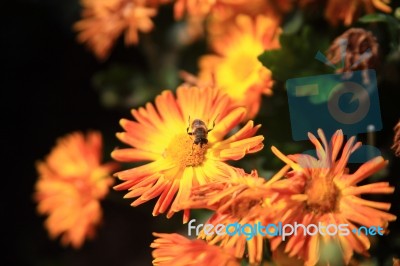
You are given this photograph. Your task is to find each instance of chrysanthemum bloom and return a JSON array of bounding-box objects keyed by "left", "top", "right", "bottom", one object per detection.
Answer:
[
  {"left": 74, "top": 0, "right": 157, "bottom": 60},
  {"left": 324, "top": 0, "right": 391, "bottom": 26},
  {"left": 268, "top": 129, "right": 396, "bottom": 265},
  {"left": 112, "top": 85, "right": 264, "bottom": 223},
  {"left": 179, "top": 167, "right": 288, "bottom": 264},
  {"left": 198, "top": 15, "right": 281, "bottom": 119},
  {"left": 151, "top": 232, "right": 240, "bottom": 266},
  {"left": 391, "top": 120, "right": 400, "bottom": 157},
  {"left": 34, "top": 132, "right": 117, "bottom": 248}
]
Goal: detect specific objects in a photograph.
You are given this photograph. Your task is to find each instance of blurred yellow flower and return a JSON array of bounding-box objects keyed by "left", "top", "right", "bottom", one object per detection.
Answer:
[
  {"left": 324, "top": 0, "right": 392, "bottom": 26},
  {"left": 269, "top": 129, "right": 396, "bottom": 265},
  {"left": 112, "top": 85, "right": 264, "bottom": 223},
  {"left": 151, "top": 232, "right": 240, "bottom": 266},
  {"left": 198, "top": 15, "right": 281, "bottom": 119},
  {"left": 34, "top": 131, "right": 117, "bottom": 248},
  {"left": 74, "top": 0, "right": 157, "bottom": 60}
]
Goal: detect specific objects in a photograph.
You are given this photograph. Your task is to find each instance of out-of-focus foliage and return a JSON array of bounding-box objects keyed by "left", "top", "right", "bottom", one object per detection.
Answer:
[{"left": 258, "top": 26, "right": 333, "bottom": 82}]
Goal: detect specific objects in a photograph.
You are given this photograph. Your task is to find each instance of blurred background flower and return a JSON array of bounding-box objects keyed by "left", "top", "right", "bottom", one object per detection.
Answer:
[
  {"left": 34, "top": 131, "right": 117, "bottom": 248},
  {"left": 198, "top": 14, "right": 281, "bottom": 119},
  {"left": 74, "top": 0, "right": 158, "bottom": 60}
]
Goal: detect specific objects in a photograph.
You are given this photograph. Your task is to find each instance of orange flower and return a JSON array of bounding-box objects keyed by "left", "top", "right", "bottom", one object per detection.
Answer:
[
  {"left": 173, "top": 0, "right": 287, "bottom": 46},
  {"left": 198, "top": 15, "right": 281, "bottom": 119},
  {"left": 34, "top": 131, "right": 117, "bottom": 248},
  {"left": 173, "top": 0, "right": 247, "bottom": 20},
  {"left": 74, "top": 0, "right": 157, "bottom": 60},
  {"left": 179, "top": 167, "right": 287, "bottom": 264},
  {"left": 151, "top": 232, "right": 240, "bottom": 266},
  {"left": 269, "top": 129, "right": 396, "bottom": 265},
  {"left": 174, "top": 0, "right": 292, "bottom": 21},
  {"left": 112, "top": 85, "right": 264, "bottom": 223},
  {"left": 207, "top": 0, "right": 291, "bottom": 32},
  {"left": 324, "top": 0, "right": 392, "bottom": 26}
]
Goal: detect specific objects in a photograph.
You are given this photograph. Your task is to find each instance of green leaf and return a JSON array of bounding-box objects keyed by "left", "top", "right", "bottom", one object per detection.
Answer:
[
  {"left": 395, "top": 7, "right": 400, "bottom": 20},
  {"left": 92, "top": 63, "right": 157, "bottom": 108},
  {"left": 258, "top": 26, "right": 333, "bottom": 83},
  {"left": 358, "top": 13, "right": 399, "bottom": 24},
  {"left": 282, "top": 9, "right": 304, "bottom": 35},
  {"left": 358, "top": 13, "right": 400, "bottom": 51},
  {"left": 240, "top": 259, "right": 249, "bottom": 266}
]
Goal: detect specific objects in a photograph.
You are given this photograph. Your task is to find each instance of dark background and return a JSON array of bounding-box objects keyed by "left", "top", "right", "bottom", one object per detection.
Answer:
[
  {"left": 3, "top": 1, "right": 178, "bottom": 265},
  {"left": 3, "top": 0, "right": 400, "bottom": 265}
]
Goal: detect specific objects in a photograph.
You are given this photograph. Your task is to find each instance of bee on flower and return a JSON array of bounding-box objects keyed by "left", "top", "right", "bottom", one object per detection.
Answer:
[
  {"left": 111, "top": 85, "right": 264, "bottom": 223},
  {"left": 186, "top": 116, "right": 216, "bottom": 148}
]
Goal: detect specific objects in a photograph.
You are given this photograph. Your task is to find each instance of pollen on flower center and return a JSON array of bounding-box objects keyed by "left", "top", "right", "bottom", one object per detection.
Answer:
[
  {"left": 304, "top": 174, "right": 339, "bottom": 214},
  {"left": 163, "top": 133, "right": 208, "bottom": 167}
]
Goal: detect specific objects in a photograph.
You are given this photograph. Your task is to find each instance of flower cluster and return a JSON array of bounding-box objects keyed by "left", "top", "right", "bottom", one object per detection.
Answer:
[
  {"left": 148, "top": 127, "right": 396, "bottom": 265},
  {"left": 33, "top": 0, "right": 399, "bottom": 265}
]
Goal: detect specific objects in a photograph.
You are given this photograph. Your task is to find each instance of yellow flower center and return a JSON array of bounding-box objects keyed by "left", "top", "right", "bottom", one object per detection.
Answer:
[
  {"left": 304, "top": 173, "right": 339, "bottom": 214},
  {"left": 163, "top": 133, "right": 208, "bottom": 168},
  {"left": 216, "top": 38, "right": 264, "bottom": 98},
  {"left": 230, "top": 53, "right": 258, "bottom": 82}
]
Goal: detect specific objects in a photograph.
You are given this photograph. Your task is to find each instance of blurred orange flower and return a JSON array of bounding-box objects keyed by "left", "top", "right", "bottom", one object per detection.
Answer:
[
  {"left": 269, "top": 129, "right": 396, "bottom": 265},
  {"left": 174, "top": 0, "right": 288, "bottom": 46},
  {"left": 174, "top": 0, "right": 293, "bottom": 21},
  {"left": 324, "top": 0, "right": 392, "bottom": 26},
  {"left": 179, "top": 167, "right": 285, "bottom": 264},
  {"left": 34, "top": 131, "right": 117, "bottom": 248},
  {"left": 74, "top": 0, "right": 157, "bottom": 60},
  {"left": 198, "top": 15, "right": 281, "bottom": 119},
  {"left": 112, "top": 85, "right": 264, "bottom": 223},
  {"left": 207, "top": 0, "right": 292, "bottom": 35},
  {"left": 151, "top": 232, "right": 240, "bottom": 266},
  {"left": 173, "top": 0, "right": 247, "bottom": 20}
]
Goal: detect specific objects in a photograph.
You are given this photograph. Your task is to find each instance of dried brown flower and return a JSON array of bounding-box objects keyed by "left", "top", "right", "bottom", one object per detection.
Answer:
[
  {"left": 392, "top": 121, "right": 400, "bottom": 157},
  {"left": 327, "top": 28, "right": 379, "bottom": 73}
]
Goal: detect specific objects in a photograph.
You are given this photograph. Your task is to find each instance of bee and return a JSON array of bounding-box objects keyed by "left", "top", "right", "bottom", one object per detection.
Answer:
[{"left": 187, "top": 116, "right": 216, "bottom": 148}]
